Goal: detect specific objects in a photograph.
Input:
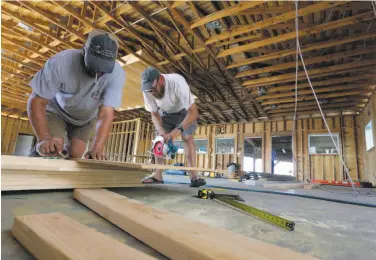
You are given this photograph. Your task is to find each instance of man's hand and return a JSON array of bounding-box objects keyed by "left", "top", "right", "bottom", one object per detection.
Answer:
[
  {"left": 36, "top": 139, "right": 62, "bottom": 156},
  {"left": 163, "top": 128, "right": 181, "bottom": 143},
  {"left": 84, "top": 149, "right": 107, "bottom": 160}
]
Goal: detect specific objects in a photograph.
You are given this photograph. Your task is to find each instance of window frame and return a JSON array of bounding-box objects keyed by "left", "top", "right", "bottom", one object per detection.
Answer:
[
  {"left": 215, "top": 136, "right": 236, "bottom": 155},
  {"left": 308, "top": 133, "right": 340, "bottom": 155},
  {"left": 173, "top": 138, "right": 209, "bottom": 154},
  {"left": 365, "top": 120, "right": 374, "bottom": 151},
  {"left": 194, "top": 138, "right": 209, "bottom": 154}
]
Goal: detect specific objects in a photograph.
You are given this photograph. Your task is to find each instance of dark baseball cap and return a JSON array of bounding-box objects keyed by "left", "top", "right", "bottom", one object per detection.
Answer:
[
  {"left": 84, "top": 29, "right": 118, "bottom": 73},
  {"left": 141, "top": 67, "right": 161, "bottom": 92}
]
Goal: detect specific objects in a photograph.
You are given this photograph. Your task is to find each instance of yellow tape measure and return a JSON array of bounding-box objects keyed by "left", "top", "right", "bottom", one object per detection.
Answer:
[{"left": 198, "top": 189, "right": 295, "bottom": 231}]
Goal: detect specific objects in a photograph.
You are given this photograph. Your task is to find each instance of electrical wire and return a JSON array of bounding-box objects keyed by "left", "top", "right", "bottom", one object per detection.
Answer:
[
  {"left": 291, "top": 1, "right": 299, "bottom": 177},
  {"left": 293, "top": 1, "right": 371, "bottom": 197}
]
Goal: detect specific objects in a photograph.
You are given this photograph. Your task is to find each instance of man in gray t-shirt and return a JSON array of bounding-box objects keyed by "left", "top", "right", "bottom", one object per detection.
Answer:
[{"left": 27, "top": 29, "right": 125, "bottom": 160}]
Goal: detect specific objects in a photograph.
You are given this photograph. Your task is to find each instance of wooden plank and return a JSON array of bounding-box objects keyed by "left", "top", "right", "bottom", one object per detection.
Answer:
[
  {"left": 190, "top": 1, "right": 263, "bottom": 28},
  {"left": 1, "top": 156, "right": 148, "bottom": 191},
  {"left": 122, "top": 121, "right": 131, "bottom": 162},
  {"left": 74, "top": 188, "right": 315, "bottom": 260},
  {"left": 2, "top": 117, "right": 15, "bottom": 154},
  {"left": 263, "top": 183, "right": 306, "bottom": 189},
  {"left": 304, "top": 183, "right": 320, "bottom": 190},
  {"left": 12, "top": 212, "right": 155, "bottom": 260},
  {"left": 8, "top": 119, "right": 21, "bottom": 155}
]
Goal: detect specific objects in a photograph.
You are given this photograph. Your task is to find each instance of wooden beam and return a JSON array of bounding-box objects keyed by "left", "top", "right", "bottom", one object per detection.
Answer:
[
  {"left": 2, "top": 54, "right": 40, "bottom": 72},
  {"left": 74, "top": 188, "right": 314, "bottom": 260},
  {"left": 268, "top": 102, "right": 363, "bottom": 114},
  {"left": 269, "top": 108, "right": 361, "bottom": 118},
  {"left": 262, "top": 90, "right": 373, "bottom": 106},
  {"left": 1, "top": 8, "right": 78, "bottom": 49},
  {"left": 243, "top": 59, "right": 376, "bottom": 87},
  {"left": 156, "top": 47, "right": 206, "bottom": 65},
  {"left": 236, "top": 47, "right": 376, "bottom": 78},
  {"left": 264, "top": 97, "right": 369, "bottom": 110},
  {"left": 217, "top": 11, "right": 374, "bottom": 58},
  {"left": 227, "top": 31, "right": 376, "bottom": 69},
  {"left": 214, "top": 34, "right": 264, "bottom": 48},
  {"left": 1, "top": 22, "right": 61, "bottom": 54},
  {"left": 12, "top": 213, "right": 155, "bottom": 260},
  {"left": 19, "top": 1, "right": 86, "bottom": 43},
  {"left": 206, "top": 1, "right": 347, "bottom": 45},
  {"left": 256, "top": 83, "right": 374, "bottom": 101},
  {"left": 1, "top": 46, "right": 45, "bottom": 67},
  {"left": 2, "top": 75, "right": 31, "bottom": 88},
  {"left": 254, "top": 74, "right": 371, "bottom": 94},
  {"left": 2, "top": 62, "right": 35, "bottom": 77},
  {"left": 190, "top": 1, "right": 263, "bottom": 29},
  {"left": 2, "top": 35, "right": 49, "bottom": 59}
]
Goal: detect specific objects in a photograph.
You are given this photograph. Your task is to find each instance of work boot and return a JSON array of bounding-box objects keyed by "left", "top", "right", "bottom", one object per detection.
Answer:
[{"left": 190, "top": 177, "right": 206, "bottom": 187}]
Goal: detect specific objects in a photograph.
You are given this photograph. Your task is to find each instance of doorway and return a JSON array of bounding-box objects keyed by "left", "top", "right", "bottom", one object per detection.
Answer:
[
  {"left": 243, "top": 137, "right": 263, "bottom": 172},
  {"left": 14, "top": 134, "right": 36, "bottom": 156},
  {"left": 271, "top": 136, "right": 293, "bottom": 175}
]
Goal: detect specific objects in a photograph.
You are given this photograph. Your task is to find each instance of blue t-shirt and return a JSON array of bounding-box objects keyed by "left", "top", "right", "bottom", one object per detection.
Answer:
[{"left": 29, "top": 49, "right": 125, "bottom": 126}]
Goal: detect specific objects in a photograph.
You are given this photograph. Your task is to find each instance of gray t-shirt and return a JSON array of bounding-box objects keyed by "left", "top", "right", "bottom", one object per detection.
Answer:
[{"left": 29, "top": 49, "right": 125, "bottom": 126}]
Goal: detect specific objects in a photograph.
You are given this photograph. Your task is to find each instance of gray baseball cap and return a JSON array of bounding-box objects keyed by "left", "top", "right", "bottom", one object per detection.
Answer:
[
  {"left": 141, "top": 67, "right": 160, "bottom": 92},
  {"left": 84, "top": 29, "right": 118, "bottom": 73}
]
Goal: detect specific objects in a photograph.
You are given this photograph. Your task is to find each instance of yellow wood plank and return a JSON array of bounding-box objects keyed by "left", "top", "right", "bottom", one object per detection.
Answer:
[
  {"left": 12, "top": 212, "right": 155, "bottom": 260},
  {"left": 74, "top": 188, "right": 315, "bottom": 260},
  {"left": 191, "top": 1, "right": 263, "bottom": 29}
]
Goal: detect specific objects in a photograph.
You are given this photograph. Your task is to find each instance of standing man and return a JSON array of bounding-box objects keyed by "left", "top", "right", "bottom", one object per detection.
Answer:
[
  {"left": 27, "top": 29, "right": 125, "bottom": 160},
  {"left": 141, "top": 67, "right": 206, "bottom": 187}
]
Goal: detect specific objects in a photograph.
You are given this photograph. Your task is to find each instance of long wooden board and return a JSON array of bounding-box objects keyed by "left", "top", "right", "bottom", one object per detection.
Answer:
[
  {"left": 12, "top": 212, "right": 156, "bottom": 260},
  {"left": 1, "top": 156, "right": 148, "bottom": 191},
  {"left": 76, "top": 159, "right": 229, "bottom": 175},
  {"left": 74, "top": 188, "right": 316, "bottom": 260}
]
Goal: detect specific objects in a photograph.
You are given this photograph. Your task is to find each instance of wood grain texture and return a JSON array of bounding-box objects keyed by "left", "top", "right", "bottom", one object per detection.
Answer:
[
  {"left": 1, "top": 156, "right": 147, "bottom": 191},
  {"left": 74, "top": 188, "right": 316, "bottom": 260},
  {"left": 359, "top": 93, "right": 376, "bottom": 185},
  {"left": 12, "top": 212, "right": 156, "bottom": 260}
]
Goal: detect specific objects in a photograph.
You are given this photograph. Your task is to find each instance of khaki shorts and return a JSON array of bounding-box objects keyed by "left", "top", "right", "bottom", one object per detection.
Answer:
[
  {"left": 46, "top": 111, "right": 96, "bottom": 143},
  {"left": 156, "top": 108, "right": 197, "bottom": 136}
]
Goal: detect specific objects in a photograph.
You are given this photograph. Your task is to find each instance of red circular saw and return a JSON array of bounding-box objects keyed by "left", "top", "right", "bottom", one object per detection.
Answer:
[
  {"left": 151, "top": 136, "right": 178, "bottom": 159},
  {"left": 152, "top": 139, "right": 165, "bottom": 157}
]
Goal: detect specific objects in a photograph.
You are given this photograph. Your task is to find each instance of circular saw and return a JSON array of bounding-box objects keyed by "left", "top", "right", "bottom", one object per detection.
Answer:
[{"left": 151, "top": 136, "right": 178, "bottom": 159}]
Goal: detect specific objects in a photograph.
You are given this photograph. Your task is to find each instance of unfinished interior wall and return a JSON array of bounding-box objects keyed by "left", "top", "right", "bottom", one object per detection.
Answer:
[
  {"left": 1, "top": 116, "right": 34, "bottom": 155},
  {"left": 112, "top": 116, "right": 361, "bottom": 182},
  {"left": 358, "top": 93, "right": 376, "bottom": 185},
  {"left": 102, "top": 118, "right": 153, "bottom": 163}
]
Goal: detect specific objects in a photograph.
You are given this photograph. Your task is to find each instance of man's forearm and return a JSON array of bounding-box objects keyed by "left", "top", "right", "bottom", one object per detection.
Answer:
[
  {"left": 151, "top": 112, "right": 165, "bottom": 134},
  {"left": 91, "top": 116, "right": 112, "bottom": 151},
  {"left": 27, "top": 94, "right": 51, "bottom": 141}
]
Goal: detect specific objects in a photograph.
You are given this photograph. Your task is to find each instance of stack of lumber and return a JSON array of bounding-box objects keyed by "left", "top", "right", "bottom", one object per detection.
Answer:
[{"left": 1, "top": 155, "right": 148, "bottom": 191}]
